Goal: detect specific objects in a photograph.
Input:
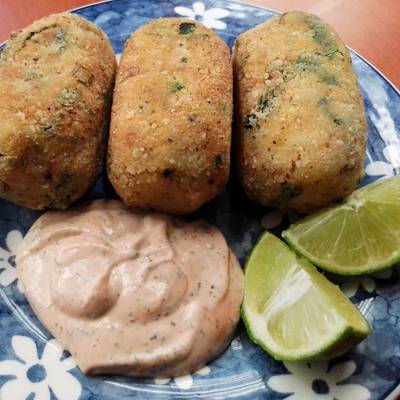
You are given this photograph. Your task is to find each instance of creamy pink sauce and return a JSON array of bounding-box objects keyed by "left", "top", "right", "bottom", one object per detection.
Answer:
[{"left": 16, "top": 200, "right": 244, "bottom": 378}]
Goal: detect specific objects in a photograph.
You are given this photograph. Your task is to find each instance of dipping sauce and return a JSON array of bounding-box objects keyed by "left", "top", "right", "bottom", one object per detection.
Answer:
[{"left": 17, "top": 200, "right": 244, "bottom": 378}]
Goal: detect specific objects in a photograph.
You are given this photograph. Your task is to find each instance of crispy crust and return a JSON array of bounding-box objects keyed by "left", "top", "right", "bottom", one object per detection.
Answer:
[
  {"left": 107, "top": 18, "right": 232, "bottom": 215},
  {"left": 233, "top": 11, "right": 367, "bottom": 213},
  {"left": 0, "top": 13, "right": 116, "bottom": 209}
]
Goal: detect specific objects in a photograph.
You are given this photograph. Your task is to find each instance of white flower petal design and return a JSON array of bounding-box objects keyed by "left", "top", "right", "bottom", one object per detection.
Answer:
[
  {"left": 47, "top": 369, "right": 81, "bottom": 400},
  {"left": 365, "top": 161, "right": 394, "bottom": 177},
  {"left": 383, "top": 144, "right": 400, "bottom": 167},
  {"left": 309, "top": 360, "right": 329, "bottom": 374},
  {"left": 5, "top": 230, "right": 23, "bottom": 254},
  {"left": 261, "top": 209, "right": 284, "bottom": 229},
  {"left": 174, "top": 374, "right": 193, "bottom": 390},
  {"left": 204, "top": 8, "right": 230, "bottom": 19},
  {"left": 192, "top": 1, "right": 205, "bottom": 14},
  {"left": 0, "top": 379, "right": 31, "bottom": 400},
  {"left": 16, "top": 278, "right": 25, "bottom": 293},
  {"left": 285, "top": 395, "right": 301, "bottom": 400},
  {"left": 94, "top": 10, "right": 121, "bottom": 25},
  {"left": 0, "top": 360, "right": 25, "bottom": 378},
  {"left": 0, "top": 267, "right": 17, "bottom": 287},
  {"left": 0, "top": 247, "right": 10, "bottom": 259},
  {"left": 284, "top": 361, "right": 316, "bottom": 380},
  {"left": 340, "top": 268, "right": 393, "bottom": 298},
  {"left": 12, "top": 335, "right": 38, "bottom": 364},
  {"left": 41, "top": 339, "right": 64, "bottom": 365},
  {"left": 268, "top": 360, "right": 371, "bottom": 400},
  {"left": 268, "top": 374, "right": 301, "bottom": 393},
  {"left": 154, "top": 365, "right": 210, "bottom": 389},
  {"left": 0, "top": 229, "right": 24, "bottom": 287},
  {"left": 341, "top": 278, "right": 359, "bottom": 297},
  {"left": 231, "top": 336, "right": 243, "bottom": 351},
  {"left": 174, "top": 6, "right": 194, "bottom": 18},
  {"left": 174, "top": 1, "right": 230, "bottom": 30},
  {"left": 60, "top": 355, "right": 77, "bottom": 370},
  {"left": 202, "top": 18, "right": 226, "bottom": 30},
  {"left": 0, "top": 336, "right": 81, "bottom": 400},
  {"left": 333, "top": 383, "right": 371, "bottom": 400},
  {"left": 196, "top": 365, "right": 210, "bottom": 376},
  {"left": 154, "top": 378, "right": 171, "bottom": 384},
  {"left": 328, "top": 361, "right": 356, "bottom": 383},
  {"left": 361, "top": 277, "right": 375, "bottom": 293},
  {"left": 33, "top": 384, "right": 51, "bottom": 400}
]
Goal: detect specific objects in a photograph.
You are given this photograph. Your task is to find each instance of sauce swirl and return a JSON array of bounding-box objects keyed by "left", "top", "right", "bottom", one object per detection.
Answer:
[{"left": 17, "top": 200, "right": 244, "bottom": 377}]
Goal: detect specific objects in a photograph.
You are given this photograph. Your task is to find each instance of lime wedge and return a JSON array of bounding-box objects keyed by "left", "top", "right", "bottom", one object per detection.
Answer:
[
  {"left": 283, "top": 175, "right": 400, "bottom": 275},
  {"left": 242, "top": 232, "right": 370, "bottom": 361}
]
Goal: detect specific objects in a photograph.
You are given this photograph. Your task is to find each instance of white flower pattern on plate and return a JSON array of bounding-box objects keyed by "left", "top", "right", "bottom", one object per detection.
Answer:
[
  {"left": 0, "top": 335, "right": 81, "bottom": 400},
  {"left": 261, "top": 209, "right": 299, "bottom": 230},
  {"left": 0, "top": 230, "right": 23, "bottom": 287},
  {"left": 341, "top": 269, "right": 393, "bottom": 298},
  {"left": 365, "top": 144, "right": 400, "bottom": 178},
  {"left": 154, "top": 366, "right": 210, "bottom": 390},
  {"left": 174, "top": 1, "right": 230, "bottom": 29},
  {"left": 268, "top": 361, "right": 370, "bottom": 400}
]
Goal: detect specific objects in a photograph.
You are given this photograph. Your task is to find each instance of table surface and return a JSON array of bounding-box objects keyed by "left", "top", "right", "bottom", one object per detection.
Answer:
[
  {"left": 0, "top": 0, "right": 399, "bottom": 89},
  {"left": 0, "top": 1, "right": 399, "bottom": 399}
]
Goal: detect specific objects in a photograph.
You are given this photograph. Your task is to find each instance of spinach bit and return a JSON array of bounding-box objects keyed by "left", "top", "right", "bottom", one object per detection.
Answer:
[
  {"left": 316, "top": 49, "right": 345, "bottom": 60},
  {"left": 57, "top": 88, "right": 81, "bottom": 108},
  {"left": 304, "top": 16, "right": 338, "bottom": 56},
  {"left": 244, "top": 90, "right": 277, "bottom": 130},
  {"left": 53, "top": 30, "right": 67, "bottom": 52},
  {"left": 320, "top": 73, "right": 339, "bottom": 85},
  {"left": 73, "top": 65, "right": 93, "bottom": 85},
  {"left": 179, "top": 22, "right": 195, "bottom": 35},
  {"left": 54, "top": 31, "right": 65, "bottom": 42},
  {"left": 24, "top": 71, "right": 44, "bottom": 81},
  {"left": 296, "top": 55, "right": 321, "bottom": 72},
  {"left": 244, "top": 113, "right": 258, "bottom": 130},
  {"left": 257, "top": 90, "right": 277, "bottom": 114},
  {"left": 168, "top": 81, "right": 185, "bottom": 93},
  {"left": 317, "top": 97, "right": 346, "bottom": 128},
  {"left": 296, "top": 55, "right": 320, "bottom": 66},
  {"left": 180, "top": 56, "right": 188, "bottom": 63},
  {"left": 333, "top": 117, "right": 344, "bottom": 125},
  {"left": 39, "top": 124, "right": 55, "bottom": 134},
  {"left": 214, "top": 155, "right": 224, "bottom": 168}
]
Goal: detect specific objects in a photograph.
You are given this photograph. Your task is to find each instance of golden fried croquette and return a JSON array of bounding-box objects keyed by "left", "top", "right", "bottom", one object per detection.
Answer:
[
  {"left": 0, "top": 13, "right": 116, "bottom": 209},
  {"left": 107, "top": 18, "right": 232, "bottom": 215},
  {"left": 233, "top": 11, "right": 367, "bottom": 213}
]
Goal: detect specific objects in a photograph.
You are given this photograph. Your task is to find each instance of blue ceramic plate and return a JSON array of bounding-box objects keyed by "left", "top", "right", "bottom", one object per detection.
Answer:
[{"left": 0, "top": 1, "right": 399, "bottom": 399}]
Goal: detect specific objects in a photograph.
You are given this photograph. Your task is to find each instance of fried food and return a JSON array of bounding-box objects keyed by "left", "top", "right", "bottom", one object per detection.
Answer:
[
  {"left": 107, "top": 18, "right": 232, "bottom": 215},
  {"left": 0, "top": 13, "right": 116, "bottom": 209},
  {"left": 233, "top": 11, "right": 367, "bottom": 213}
]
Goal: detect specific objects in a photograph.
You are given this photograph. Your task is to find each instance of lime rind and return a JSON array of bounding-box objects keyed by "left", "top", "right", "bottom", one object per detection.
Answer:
[
  {"left": 242, "top": 305, "right": 367, "bottom": 361},
  {"left": 242, "top": 232, "right": 370, "bottom": 361},
  {"left": 283, "top": 231, "right": 400, "bottom": 276},
  {"left": 283, "top": 175, "right": 400, "bottom": 276}
]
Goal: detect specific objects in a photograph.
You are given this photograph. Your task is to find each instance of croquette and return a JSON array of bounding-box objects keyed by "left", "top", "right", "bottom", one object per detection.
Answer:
[
  {"left": 107, "top": 18, "right": 232, "bottom": 215},
  {"left": 233, "top": 11, "right": 367, "bottom": 213},
  {"left": 0, "top": 13, "right": 116, "bottom": 209}
]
